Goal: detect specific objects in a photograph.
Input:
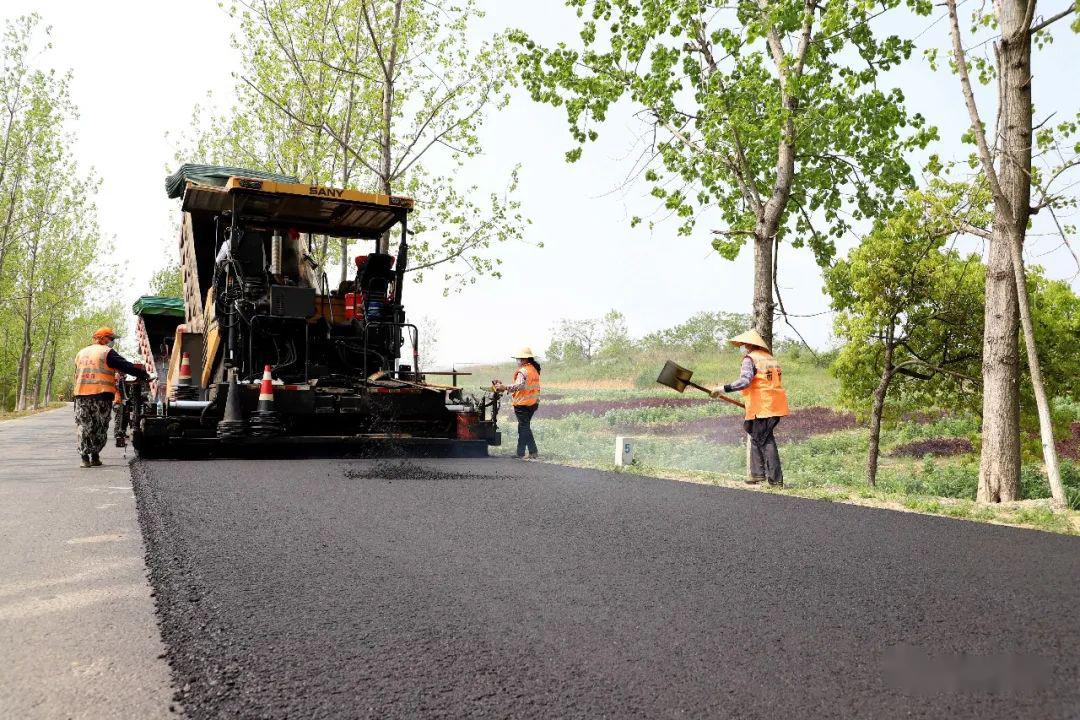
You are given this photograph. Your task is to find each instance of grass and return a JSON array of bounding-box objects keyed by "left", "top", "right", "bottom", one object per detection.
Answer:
[
  {"left": 0, "top": 402, "right": 65, "bottom": 423},
  {"left": 481, "top": 349, "right": 1080, "bottom": 534}
]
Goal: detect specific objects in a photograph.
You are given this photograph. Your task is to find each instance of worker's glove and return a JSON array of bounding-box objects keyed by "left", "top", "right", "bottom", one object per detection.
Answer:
[{"left": 710, "top": 388, "right": 724, "bottom": 399}]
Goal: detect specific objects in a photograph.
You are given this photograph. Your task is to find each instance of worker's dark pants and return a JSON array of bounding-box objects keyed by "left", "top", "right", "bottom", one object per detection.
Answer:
[
  {"left": 744, "top": 416, "right": 783, "bottom": 486},
  {"left": 514, "top": 403, "right": 538, "bottom": 457}
]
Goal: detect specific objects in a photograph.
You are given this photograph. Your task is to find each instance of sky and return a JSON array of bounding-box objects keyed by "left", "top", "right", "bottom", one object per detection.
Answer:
[{"left": 3, "top": 0, "right": 1078, "bottom": 369}]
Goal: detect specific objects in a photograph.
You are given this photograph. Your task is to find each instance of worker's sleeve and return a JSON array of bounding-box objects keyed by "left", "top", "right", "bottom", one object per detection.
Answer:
[
  {"left": 723, "top": 356, "right": 755, "bottom": 393},
  {"left": 106, "top": 349, "right": 150, "bottom": 380},
  {"left": 503, "top": 369, "right": 527, "bottom": 392}
]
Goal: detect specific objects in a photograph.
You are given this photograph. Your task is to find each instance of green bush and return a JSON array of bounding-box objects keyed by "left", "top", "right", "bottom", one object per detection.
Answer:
[{"left": 898, "top": 458, "right": 979, "bottom": 500}]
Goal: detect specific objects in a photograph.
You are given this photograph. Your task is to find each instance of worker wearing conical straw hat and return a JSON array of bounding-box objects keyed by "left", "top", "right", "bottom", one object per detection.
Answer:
[
  {"left": 713, "top": 329, "right": 789, "bottom": 486},
  {"left": 493, "top": 347, "right": 541, "bottom": 459}
]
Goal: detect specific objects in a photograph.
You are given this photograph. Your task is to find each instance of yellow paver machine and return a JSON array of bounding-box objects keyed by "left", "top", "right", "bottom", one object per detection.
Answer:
[{"left": 121, "top": 165, "right": 501, "bottom": 458}]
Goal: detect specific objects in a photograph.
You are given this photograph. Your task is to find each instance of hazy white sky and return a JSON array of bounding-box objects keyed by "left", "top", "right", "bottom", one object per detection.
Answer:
[{"left": 4, "top": 0, "right": 1078, "bottom": 368}]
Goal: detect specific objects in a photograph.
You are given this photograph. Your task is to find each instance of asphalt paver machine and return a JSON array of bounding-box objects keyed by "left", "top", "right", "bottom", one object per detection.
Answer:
[{"left": 122, "top": 165, "right": 500, "bottom": 457}]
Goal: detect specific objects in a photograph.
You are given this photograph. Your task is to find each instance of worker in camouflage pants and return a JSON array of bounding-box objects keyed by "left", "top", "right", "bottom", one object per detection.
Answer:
[{"left": 73, "top": 327, "right": 148, "bottom": 467}]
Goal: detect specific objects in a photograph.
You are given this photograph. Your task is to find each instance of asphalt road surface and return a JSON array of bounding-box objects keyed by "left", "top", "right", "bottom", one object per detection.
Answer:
[
  {"left": 0, "top": 408, "right": 172, "bottom": 719},
  {"left": 132, "top": 457, "right": 1080, "bottom": 719}
]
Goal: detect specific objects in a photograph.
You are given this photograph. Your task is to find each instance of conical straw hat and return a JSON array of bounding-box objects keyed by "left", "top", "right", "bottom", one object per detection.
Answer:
[
  {"left": 727, "top": 329, "right": 769, "bottom": 351},
  {"left": 511, "top": 346, "right": 535, "bottom": 359}
]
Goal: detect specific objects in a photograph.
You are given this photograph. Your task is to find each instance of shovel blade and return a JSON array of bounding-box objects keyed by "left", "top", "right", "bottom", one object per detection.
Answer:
[{"left": 657, "top": 360, "right": 693, "bottom": 393}]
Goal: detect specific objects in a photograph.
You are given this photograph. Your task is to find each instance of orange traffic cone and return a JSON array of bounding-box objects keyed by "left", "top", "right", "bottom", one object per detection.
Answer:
[
  {"left": 171, "top": 352, "right": 198, "bottom": 400},
  {"left": 249, "top": 364, "right": 281, "bottom": 437}
]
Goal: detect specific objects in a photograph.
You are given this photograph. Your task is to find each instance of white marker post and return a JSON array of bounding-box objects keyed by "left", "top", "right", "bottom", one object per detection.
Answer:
[{"left": 615, "top": 436, "right": 634, "bottom": 467}]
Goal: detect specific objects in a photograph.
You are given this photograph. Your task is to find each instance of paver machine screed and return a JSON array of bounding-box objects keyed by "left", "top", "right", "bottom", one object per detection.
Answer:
[{"left": 122, "top": 165, "right": 501, "bottom": 457}]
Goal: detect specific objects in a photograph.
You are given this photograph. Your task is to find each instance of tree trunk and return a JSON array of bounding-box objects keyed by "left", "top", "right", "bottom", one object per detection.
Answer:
[
  {"left": 339, "top": 238, "right": 349, "bottom": 286},
  {"left": 979, "top": 226, "right": 1022, "bottom": 502},
  {"left": 31, "top": 312, "right": 54, "bottom": 409},
  {"left": 15, "top": 298, "right": 33, "bottom": 412},
  {"left": 44, "top": 339, "right": 58, "bottom": 404},
  {"left": 752, "top": 233, "right": 775, "bottom": 349},
  {"left": 977, "top": 3, "right": 1033, "bottom": 504},
  {"left": 990, "top": 5, "right": 1065, "bottom": 506},
  {"left": 1008, "top": 234, "right": 1066, "bottom": 505},
  {"left": 867, "top": 334, "right": 896, "bottom": 487}
]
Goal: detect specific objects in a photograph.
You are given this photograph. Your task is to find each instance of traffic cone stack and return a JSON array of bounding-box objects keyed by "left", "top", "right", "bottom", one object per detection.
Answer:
[
  {"left": 248, "top": 365, "right": 282, "bottom": 437},
  {"left": 171, "top": 352, "right": 199, "bottom": 400}
]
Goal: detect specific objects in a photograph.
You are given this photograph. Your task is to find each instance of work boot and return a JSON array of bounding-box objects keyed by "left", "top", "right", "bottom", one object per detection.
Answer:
[
  {"left": 745, "top": 475, "right": 766, "bottom": 485},
  {"left": 80, "top": 454, "right": 91, "bottom": 468},
  {"left": 767, "top": 480, "right": 784, "bottom": 488},
  {"left": 89, "top": 454, "right": 102, "bottom": 467}
]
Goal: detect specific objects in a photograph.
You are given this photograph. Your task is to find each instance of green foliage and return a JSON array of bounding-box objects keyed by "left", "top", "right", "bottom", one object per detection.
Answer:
[
  {"left": 147, "top": 264, "right": 183, "bottom": 298},
  {"left": 1026, "top": 270, "right": 1080, "bottom": 405},
  {"left": 597, "top": 310, "right": 632, "bottom": 357},
  {"left": 639, "top": 311, "right": 750, "bottom": 355},
  {"left": 0, "top": 15, "right": 118, "bottom": 411},
  {"left": 826, "top": 181, "right": 988, "bottom": 419},
  {"left": 178, "top": 0, "right": 531, "bottom": 293},
  {"left": 511, "top": 0, "right": 937, "bottom": 265},
  {"left": 547, "top": 317, "right": 601, "bottom": 362}
]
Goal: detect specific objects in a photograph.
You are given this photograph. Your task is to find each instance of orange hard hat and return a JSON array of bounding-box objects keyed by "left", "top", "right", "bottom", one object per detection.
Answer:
[{"left": 93, "top": 327, "right": 118, "bottom": 341}]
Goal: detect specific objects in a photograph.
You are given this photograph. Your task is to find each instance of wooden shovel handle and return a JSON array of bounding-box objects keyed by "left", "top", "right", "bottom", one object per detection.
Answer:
[{"left": 687, "top": 380, "right": 746, "bottom": 409}]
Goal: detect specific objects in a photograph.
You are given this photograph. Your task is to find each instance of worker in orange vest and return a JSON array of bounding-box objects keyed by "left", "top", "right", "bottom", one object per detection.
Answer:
[
  {"left": 73, "top": 327, "right": 149, "bottom": 467},
  {"left": 713, "top": 329, "right": 789, "bottom": 486},
  {"left": 493, "top": 347, "right": 541, "bottom": 459}
]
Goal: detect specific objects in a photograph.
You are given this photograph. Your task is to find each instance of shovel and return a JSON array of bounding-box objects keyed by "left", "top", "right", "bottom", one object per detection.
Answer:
[{"left": 657, "top": 360, "right": 745, "bottom": 409}]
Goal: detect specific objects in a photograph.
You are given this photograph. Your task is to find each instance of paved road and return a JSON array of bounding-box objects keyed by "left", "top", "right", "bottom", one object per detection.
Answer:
[
  {"left": 134, "top": 457, "right": 1080, "bottom": 719},
  {"left": 0, "top": 408, "right": 173, "bottom": 719}
]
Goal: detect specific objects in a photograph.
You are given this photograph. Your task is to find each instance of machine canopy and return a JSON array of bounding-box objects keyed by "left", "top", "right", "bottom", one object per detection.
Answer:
[
  {"left": 132, "top": 295, "right": 185, "bottom": 318},
  {"left": 172, "top": 165, "right": 414, "bottom": 239},
  {"left": 165, "top": 164, "right": 301, "bottom": 199}
]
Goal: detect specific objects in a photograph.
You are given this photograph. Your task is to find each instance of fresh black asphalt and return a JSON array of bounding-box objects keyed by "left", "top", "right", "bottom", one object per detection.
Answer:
[{"left": 131, "top": 458, "right": 1080, "bottom": 718}]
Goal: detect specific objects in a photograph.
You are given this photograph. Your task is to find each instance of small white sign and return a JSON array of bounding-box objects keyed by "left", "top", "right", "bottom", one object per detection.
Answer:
[{"left": 615, "top": 436, "right": 634, "bottom": 467}]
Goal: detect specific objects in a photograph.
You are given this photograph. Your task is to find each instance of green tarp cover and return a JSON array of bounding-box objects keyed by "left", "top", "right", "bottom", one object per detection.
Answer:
[
  {"left": 165, "top": 163, "right": 301, "bottom": 199},
  {"left": 132, "top": 295, "right": 185, "bottom": 318}
]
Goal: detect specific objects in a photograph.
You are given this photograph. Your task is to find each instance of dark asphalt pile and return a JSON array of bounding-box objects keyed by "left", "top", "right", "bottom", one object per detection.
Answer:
[{"left": 131, "top": 459, "right": 1080, "bottom": 719}]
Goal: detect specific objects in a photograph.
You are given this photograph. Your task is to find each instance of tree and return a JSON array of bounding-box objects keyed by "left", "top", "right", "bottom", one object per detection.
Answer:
[
  {"left": 941, "top": 0, "right": 1077, "bottom": 505},
  {"left": 0, "top": 15, "right": 118, "bottom": 411},
  {"left": 184, "top": 0, "right": 530, "bottom": 294},
  {"left": 597, "top": 310, "right": 632, "bottom": 357},
  {"left": 148, "top": 264, "right": 183, "bottom": 297},
  {"left": 511, "top": 0, "right": 937, "bottom": 349},
  {"left": 827, "top": 182, "right": 987, "bottom": 486},
  {"left": 640, "top": 311, "right": 751, "bottom": 354},
  {"left": 547, "top": 317, "right": 602, "bottom": 362}
]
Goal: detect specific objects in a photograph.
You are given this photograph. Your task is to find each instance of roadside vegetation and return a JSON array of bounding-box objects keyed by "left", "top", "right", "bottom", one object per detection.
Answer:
[
  {"left": 473, "top": 311, "right": 1080, "bottom": 534},
  {"left": 0, "top": 16, "right": 126, "bottom": 411}
]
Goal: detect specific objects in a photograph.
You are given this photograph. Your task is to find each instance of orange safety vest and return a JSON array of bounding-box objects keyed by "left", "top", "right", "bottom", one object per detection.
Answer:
[
  {"left": 511, "top": 364, "right": 540, "bottom": 407},
  {"left": 73, "top": 344, "right": 118, "bottom": 397},
  {"left": 742, "top": 349, "right": 789, "bottom": 420}
]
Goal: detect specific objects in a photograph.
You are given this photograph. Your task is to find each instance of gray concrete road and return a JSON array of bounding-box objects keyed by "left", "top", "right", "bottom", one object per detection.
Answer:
[
  {"left": 0, "top": 407, "right": 174, "bottom": 719},
  {"left": 135, "top": 456, "right": 1080, "bottom": 719}
]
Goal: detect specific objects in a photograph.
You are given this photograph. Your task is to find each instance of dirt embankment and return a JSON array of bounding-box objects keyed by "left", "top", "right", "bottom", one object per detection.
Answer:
[
  {"left": 531, "top": 396, "right": 859, "bottom": 445},
  {"left": 539, "top": 396, "right": 711, "bottom": 421},
  {"left": 644, "top": 406, "right": 858, "bottom": 444},
  {"left": 1058, "top": 422, "right": 1080, "bottom": 460},
  {"left": 889, "top": 437, "right": 974, "bottom": 458}
]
